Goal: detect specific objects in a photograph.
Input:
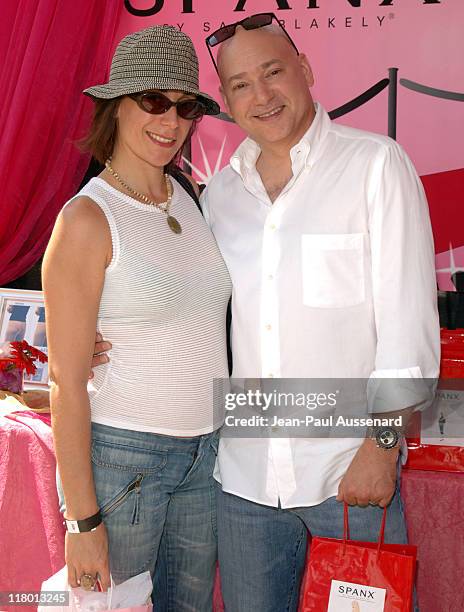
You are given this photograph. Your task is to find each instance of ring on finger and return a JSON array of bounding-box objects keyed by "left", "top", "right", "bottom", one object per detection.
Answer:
[{"left": 79, "top": 573, "right": 97, "bottom": 591}]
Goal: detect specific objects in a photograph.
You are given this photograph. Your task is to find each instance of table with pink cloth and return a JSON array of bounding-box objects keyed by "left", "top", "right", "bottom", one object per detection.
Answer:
[
  {"left": 0, "top": 411, "right": 64, "bottom": 612},
  {"left": 1, "top": 411, "right": 462, "bottom": 612}
]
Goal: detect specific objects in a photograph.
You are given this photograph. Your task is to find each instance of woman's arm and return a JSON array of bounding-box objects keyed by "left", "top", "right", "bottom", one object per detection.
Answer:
[{"left": 42, "top": 196, "right": 112, "bottom": 590}]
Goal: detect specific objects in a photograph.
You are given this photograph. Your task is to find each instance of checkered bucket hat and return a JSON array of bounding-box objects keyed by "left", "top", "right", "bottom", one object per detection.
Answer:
[{"left": 83, "top": 25, "right": 220, "bottom": 115}]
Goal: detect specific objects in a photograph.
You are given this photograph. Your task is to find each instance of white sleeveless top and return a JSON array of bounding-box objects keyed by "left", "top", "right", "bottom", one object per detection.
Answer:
[{"left": 73, "top": 176, "right": 231, "bottom": 436}]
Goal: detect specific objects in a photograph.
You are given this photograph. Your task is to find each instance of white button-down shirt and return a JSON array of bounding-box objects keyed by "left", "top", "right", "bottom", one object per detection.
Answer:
[{"left": 201, "top": 103, "right": 440, "bottom": 508}]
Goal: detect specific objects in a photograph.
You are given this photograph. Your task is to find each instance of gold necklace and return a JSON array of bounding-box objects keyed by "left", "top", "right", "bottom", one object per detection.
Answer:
[{"left": 105, "top": 159, "right": 182, "bottom": 234}]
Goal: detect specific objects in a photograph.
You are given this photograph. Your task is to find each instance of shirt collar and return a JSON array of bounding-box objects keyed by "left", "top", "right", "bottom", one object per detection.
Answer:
[{"left": 230, "top": 102, "right": 330, "bottom": 180}]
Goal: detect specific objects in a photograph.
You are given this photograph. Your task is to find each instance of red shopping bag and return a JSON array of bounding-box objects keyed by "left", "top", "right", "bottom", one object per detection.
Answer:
[{"left": 299, "top": 504, "right": 417, "bottom": 611}]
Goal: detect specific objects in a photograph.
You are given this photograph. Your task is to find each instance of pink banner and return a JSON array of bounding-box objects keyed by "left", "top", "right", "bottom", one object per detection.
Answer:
[{"left": 115, "top": 1, "right": 464, "bottom": 289}]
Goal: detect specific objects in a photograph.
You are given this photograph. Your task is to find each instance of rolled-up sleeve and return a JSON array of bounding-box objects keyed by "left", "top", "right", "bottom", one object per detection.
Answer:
[{"left": 366, "top": 141, "right": 440, "bottom": 412}]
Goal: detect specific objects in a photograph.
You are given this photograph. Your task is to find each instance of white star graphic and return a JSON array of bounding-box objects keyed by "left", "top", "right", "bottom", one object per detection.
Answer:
[
  {"left": 436, "top": 243, "right": 464, "bottom": 279},
  {"left": 182, "top": 134, "right": 227, "bottom": 184}
]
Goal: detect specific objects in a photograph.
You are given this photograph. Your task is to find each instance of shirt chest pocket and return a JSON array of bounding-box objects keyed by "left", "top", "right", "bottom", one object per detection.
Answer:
[{"left": 301, "top": 233, "right": 365, "bottom": 308}]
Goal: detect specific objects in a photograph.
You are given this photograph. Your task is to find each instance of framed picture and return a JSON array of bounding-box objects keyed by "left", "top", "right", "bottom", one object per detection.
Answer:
[{"left": 0, "top": 288, "right": 48, "bottom": 388}]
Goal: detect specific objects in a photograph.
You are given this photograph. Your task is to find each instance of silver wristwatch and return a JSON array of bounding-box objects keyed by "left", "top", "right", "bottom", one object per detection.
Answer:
[{"left": 369, "top": 426, "right": 401, "bottom": 450}]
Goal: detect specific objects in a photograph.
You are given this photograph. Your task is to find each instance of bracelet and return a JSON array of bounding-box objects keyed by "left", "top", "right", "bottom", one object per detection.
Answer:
[{"left": 64, "top": 509, "right": 102, "bottom": 533}]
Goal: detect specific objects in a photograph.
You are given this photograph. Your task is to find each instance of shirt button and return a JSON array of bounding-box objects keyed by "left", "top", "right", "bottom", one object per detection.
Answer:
[
  {"left": 267, "top": 274, "right": 274, "bottom": 280},
  {"left": 268, "top": 373, "right": 274, "bottom": 378},
  {"left": 265, "top": 324, "right": 272, "bottom": 331},
  {"left": 269, "top": 224, "right": 276, "bottom": 230}
]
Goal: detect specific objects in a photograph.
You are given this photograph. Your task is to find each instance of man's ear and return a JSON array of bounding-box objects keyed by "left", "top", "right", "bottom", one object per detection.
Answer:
[
  {"left": 219, "top": 85, "right": 232, "bottom": 117},
  {"left": 299, "top": 54, "right": 314, "bottom": 88}
]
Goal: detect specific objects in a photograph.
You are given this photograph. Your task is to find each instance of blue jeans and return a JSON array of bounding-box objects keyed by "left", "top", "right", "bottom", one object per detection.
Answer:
[
  {"left": 57, "top": 422, "right": 219, "bottom": 612},
  {"left": 216, "top": 480, "right": 413, "bottom": 612}
]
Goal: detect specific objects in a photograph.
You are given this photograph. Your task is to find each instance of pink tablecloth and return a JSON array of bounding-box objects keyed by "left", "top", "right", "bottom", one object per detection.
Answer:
[
  {"left": 0, "top": 412, "right": 65, "bottom": 612},
  {"left": 401, "top": 468, "right": 464, "bottom": 612},
  {"left": 1, "top": 413, "right": 462, "bottom": 612}
]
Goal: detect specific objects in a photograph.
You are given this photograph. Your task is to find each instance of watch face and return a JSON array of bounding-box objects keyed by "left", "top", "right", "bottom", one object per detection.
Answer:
[{"left": 376, "top": 427, "right": 399, "bottom": 449}]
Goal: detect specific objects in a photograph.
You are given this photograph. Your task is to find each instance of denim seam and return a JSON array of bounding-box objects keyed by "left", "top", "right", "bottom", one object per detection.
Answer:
[
  {"left": 286, "top": 525, "right": 306, "bottom": 612},
  {"left": 92, "top": 433, "right": 203, "bottom": 454},
  {"left": 92, "top": 437, "right": 176, "bottom": 453},
  {"left": 165, "top": 522, "right": 175, "bottom": 612},
  {"left": 209, "top": 478, "right": 218, "bottom": 538},
  {"left": 93, "top": 442, "right": 190, "bottom": 454},
  {"left": 175, "top": 446, "right": 202, "bottom": 489},
  {"left": 91, "top": 450, "right": 168, "bottom": 474}
]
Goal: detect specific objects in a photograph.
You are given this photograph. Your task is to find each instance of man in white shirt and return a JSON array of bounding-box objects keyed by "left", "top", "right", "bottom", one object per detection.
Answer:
[{"left": 200, "top": 13, "right": 439, "bottom": 611}]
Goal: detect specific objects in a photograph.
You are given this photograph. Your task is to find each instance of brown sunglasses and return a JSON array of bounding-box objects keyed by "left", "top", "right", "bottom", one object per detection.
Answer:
[{"left": 129, "top": 91, "right": 207, "bottom": 120}]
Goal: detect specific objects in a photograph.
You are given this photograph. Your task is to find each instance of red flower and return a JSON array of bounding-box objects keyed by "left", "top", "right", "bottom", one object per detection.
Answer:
[{"left": 9, "top": 340, "right": 48, "bottom": 376}]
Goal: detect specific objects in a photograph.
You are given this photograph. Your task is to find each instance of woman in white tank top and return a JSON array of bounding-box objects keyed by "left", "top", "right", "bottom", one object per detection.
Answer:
[{"left": 43, "top": 26, "right": 231, "bottom": 610}]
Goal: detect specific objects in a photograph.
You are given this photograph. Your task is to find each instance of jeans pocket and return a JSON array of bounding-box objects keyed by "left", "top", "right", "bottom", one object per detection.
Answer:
[
  {"left": 99, "top": 472, "right": 144, "bottom": 522},
  {"left": 91, "top": 438, "right": 167, "bottom": 474}
]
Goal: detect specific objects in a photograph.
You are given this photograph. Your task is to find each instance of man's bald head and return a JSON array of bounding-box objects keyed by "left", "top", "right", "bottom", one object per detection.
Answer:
[{"left": 216, "top": 24, "right": 298, "bottom": 83}]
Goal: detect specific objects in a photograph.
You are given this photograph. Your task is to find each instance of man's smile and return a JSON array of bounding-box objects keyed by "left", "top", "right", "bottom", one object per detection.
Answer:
[{"left": 254, "top": 105, "right": 285, "bottom": 121}]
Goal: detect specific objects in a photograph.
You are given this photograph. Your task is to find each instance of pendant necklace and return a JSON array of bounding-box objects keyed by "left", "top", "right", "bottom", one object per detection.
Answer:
[{"left": 105, "top": 159, "right": 182, "bottom": 234}]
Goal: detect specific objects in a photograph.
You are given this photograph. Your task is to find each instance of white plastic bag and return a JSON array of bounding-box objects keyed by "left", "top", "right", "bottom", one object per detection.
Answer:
[{"left": 38, "top": 566, "right": 153, "bottom": 612}]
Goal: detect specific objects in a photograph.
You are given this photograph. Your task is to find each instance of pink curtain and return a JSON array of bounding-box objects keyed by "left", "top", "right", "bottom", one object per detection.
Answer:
[{"left": 0, "top": 0, "right": 122, "bottom": 284}]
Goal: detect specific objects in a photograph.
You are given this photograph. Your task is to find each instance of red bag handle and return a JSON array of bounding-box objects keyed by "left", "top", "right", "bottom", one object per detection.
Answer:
[{"left": 343, "top": 503, "right": 387, "bottom": 558}]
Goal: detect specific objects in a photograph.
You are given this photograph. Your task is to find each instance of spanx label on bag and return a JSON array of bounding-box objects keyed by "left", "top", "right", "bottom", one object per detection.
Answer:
[{"left": 328, "top": 580, "right": 386, "bottom": 611}]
